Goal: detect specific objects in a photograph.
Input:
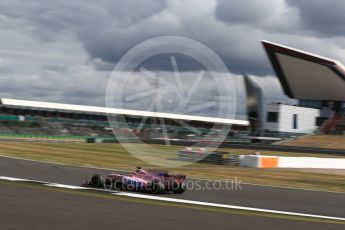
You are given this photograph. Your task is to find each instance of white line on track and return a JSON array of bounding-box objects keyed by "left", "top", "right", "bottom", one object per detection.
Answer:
[
  {"left": 45, "top": 183, "right": 90, "bottom": 190},
  {"left": 0, "top": 176, "right": 48, "bottom": 184},
  {"left": 0, "top": 176, "right": 30, "bottom": 182},
  {"left": 0, "top": 153, "right": 344, "bottom": 194},
  {"left": 115, "top": 192, "right": 345, "bottom": 221},
  {"left": 0, "top": 176, "right": 344, "bottom": 222}
]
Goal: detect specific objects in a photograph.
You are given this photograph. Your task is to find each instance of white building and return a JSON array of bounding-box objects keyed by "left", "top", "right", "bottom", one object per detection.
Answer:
[
  {"left": 263, "top": 104, "right": 322, "bottom": 134},
  {"left": 258, "top": 41, "right": 345, "bottom": 136}
]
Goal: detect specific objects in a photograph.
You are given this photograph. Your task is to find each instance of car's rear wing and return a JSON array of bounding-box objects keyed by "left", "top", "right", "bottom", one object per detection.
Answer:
[{"left": 172, "top": 174, "right": 186, "bottom": 180}]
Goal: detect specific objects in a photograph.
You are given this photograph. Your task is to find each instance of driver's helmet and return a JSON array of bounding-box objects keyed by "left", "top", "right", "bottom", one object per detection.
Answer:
[{"left": 136, "top": 167, "right": 146, "bottom": 175}]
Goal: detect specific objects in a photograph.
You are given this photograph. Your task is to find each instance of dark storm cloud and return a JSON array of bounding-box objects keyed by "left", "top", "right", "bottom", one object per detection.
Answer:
[
  {"left": 216, "top": 0, "right": 278, "bottom": 24},
  {"left": 2, "top": 0, "right": 345, "bottom": 75},
  {"left": 287, "top": 0, "right": 345, "bottom": 37},
  {"left": 0, "top": 0, "right": 169, "bottom": 61},
  {"left": 0, "top": 0, "right": 273, "bottom": 74},
  {"left": 1, "top": 0, "right": 345, "bottom": 109},
  {"left": 215, "top": 0, "right": 301, "bottom": 33}
]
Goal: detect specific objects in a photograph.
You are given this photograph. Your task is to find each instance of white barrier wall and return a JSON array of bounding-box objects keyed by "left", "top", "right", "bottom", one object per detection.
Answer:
[
  {"left": 278, "top": 157, "right": 345, "bottom": 169},
  {"left": 239, "top": 155, "right": 278, "bottom": 168},
  {"left": 264, "top": 104, "right": 321, "bottom": 134},
  {"left": 239, "top": 155, "right": 345, "bottom": 169},
  {"left": 240, "top": 155, "right": 260, "bottom": 167}
]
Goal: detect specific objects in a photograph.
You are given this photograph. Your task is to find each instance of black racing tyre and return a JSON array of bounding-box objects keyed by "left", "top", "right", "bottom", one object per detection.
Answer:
[
  {"left": 90, "top": 174, "right": 104, "bottom": 188},
  {"left": 172, "top": 183, "right": 186, "bottom": 194},
  {"left": 114, "top": 180, "right": 122, "bottom": 190},
  {"left": 103, "top": 177, "right": 114, "bottom": 190},
  {"left": 151, "top": 180, "right": 164, "bottom": 194}
]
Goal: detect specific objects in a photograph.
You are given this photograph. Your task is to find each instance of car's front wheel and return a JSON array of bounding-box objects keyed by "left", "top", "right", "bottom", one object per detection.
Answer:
[{"left": 150, "top": 180, "right": 164, "bottom": 194}]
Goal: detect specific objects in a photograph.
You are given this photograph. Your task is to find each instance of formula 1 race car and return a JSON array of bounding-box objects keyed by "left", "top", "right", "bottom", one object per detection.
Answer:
[{"left": 82, "top": 167, "right": 187, "bottom": 194}]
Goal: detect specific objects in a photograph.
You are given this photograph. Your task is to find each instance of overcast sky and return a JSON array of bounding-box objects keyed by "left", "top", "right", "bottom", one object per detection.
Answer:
[{"left": 0, "top": 0, "right": 345, "bottom": 117}]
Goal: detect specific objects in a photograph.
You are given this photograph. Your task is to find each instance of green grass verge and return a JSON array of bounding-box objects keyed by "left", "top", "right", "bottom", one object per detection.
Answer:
[
  {"left": 281, "top": 134, "right": 345, "bottom": 150},
  {"left": 0, "top": 142, "right": 344, "bottom": 192}
]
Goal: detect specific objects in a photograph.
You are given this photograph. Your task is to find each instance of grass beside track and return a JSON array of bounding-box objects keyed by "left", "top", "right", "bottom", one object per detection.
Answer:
[
  {"left": 281, "top": 134, "right": 345, "bottom": 150},
  {"left": 0, "top": 180, "right": 344, "bottom": 225},
  {"left": 0, "top": 142, "right": 344, "bottom": 192}
]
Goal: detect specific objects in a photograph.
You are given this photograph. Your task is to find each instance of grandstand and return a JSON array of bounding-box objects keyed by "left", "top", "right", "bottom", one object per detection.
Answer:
[{"left": 0, "top": 98, "right": 249, "bottom": 141}]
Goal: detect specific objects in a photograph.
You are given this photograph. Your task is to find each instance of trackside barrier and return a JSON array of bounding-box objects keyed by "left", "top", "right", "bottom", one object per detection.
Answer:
[
  {"left": 240, "top": 155, "right": 345, "bottom": 169},
  {"left": 0, "top": 133, "right": 87, "bottom": 139},
  {"left": 240, "top": 155, "right": 278, "bottom": 168},
  {"left": 278, "top": 157, "right": 345, "bottom": 169},
  {"left": 177, "top": 149, "right": 240, "bottom": 165}
]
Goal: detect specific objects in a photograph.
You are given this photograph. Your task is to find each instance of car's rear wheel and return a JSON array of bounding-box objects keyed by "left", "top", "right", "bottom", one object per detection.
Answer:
[
  {"left": 172, "top": 183, "right": 186, "bottom": 194},
  {"left": 90, "top": 174, "right": 104, "bottom": 188}
]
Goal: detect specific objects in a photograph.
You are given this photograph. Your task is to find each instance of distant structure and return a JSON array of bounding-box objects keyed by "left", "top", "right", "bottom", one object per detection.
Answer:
[
  {"left": 0, "top": 98, "right": 249, "bottom": 141},
  {"left": 245, "top": 76, "right": 319, "bottom": 137},
  {"left": 257, "top": 40, "right": 345, "bottom": 136},
  {"left": 1, "top": 40, "right": 345, "bottom": 140},
  {"left": 244, "top": 75, "right": 265, "bottom": 136}
]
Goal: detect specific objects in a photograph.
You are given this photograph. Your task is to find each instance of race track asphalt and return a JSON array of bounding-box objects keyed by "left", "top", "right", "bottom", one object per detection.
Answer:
[
  {"left": 0, "top": 182, "right": 344, "bottom": 230},
  {"left": 0, "top": 155, "right": 344, "bottom": 218}
]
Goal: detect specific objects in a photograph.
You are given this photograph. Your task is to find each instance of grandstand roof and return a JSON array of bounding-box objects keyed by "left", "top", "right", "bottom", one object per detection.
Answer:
[
  {"left": 0, "top": 98, "right": 249, "bottom": 126},
  {"left": 261, "top": 40, "right": 345, "bottom": 101}
]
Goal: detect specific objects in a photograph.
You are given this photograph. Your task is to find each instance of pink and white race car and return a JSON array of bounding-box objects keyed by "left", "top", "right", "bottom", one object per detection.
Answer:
[{"left": 83, "top": 167, "right": 187, "bottom": 194}]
